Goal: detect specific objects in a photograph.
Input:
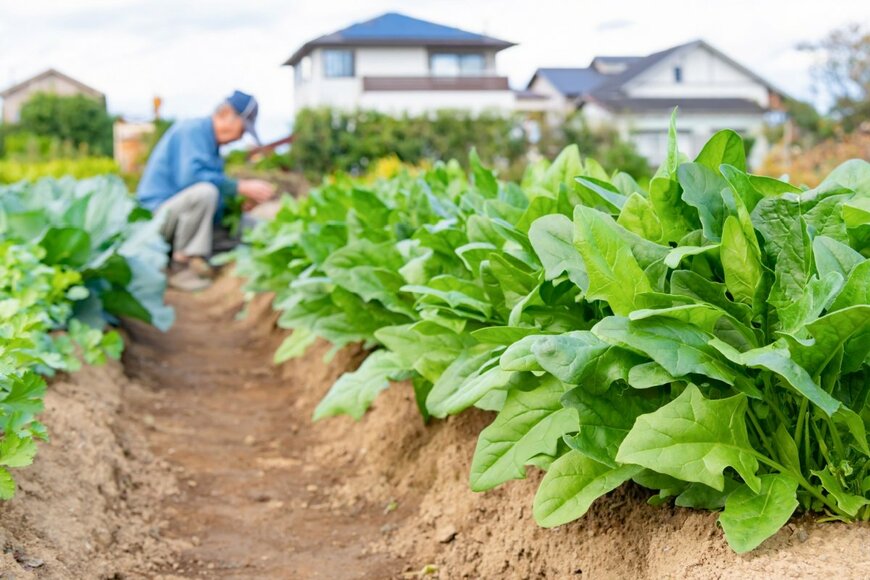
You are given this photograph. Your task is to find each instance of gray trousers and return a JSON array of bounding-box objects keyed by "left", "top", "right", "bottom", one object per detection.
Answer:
[{"left": 156, "top": 182, "right": 218, "bottom": 258}]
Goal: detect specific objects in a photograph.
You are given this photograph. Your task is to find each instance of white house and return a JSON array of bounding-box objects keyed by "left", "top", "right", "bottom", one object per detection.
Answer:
[
  {"left": 284, "top": 12, "right": 516, "bottom": 115},
  {"left": 0, "top": 68, "right": 105, "bottom": 124},
  {"left": 525, "top": 41, "right": 787, "bottom": 167}
]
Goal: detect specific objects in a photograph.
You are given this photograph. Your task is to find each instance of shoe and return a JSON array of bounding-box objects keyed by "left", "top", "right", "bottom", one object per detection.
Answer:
[
  {"left": 188, "top": 256, "right": 216, "bottom": 279},
  {"left": 168, "top": 266, "right": 212, "bottom": 292}
]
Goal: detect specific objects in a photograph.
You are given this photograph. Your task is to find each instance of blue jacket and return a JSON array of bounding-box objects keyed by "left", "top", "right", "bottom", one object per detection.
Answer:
[{"left": 136, "top": 117, "right": 237, "bottom": 212}]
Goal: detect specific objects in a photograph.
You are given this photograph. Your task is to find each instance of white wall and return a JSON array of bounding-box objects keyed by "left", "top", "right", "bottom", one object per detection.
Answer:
[
  {"left": 626, "top": 45, "right": 770, "bottom": 106},
  {"left": 293, "top": 46, "right": 511, "bottom": 114},
  {"left": 356, "top": 47, "right": 428, "bottom": 76},
  {"left": 606, "top": 110, "right": 769, "bottom": 168}
]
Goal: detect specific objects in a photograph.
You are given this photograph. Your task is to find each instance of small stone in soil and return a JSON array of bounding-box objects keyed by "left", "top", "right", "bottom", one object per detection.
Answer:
[
  {"left": 243, "top": 434, "right": 256, "bottom": 445},
  {"left": 306, "top": 484, "right": 318, "bottom": 492},
  {"left": 436, "top": 525, "right": 457, "bottom": 543}
]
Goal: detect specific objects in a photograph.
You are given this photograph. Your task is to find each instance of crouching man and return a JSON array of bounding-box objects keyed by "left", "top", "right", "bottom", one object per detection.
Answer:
[{"left": 137, "top": 90, "right": 275, "bottom": 291}]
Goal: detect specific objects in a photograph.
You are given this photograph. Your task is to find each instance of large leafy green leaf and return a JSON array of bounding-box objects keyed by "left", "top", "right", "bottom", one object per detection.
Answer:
[
  {"left": 573, "top": 206, "right": 652, "bottom": 315},
  {"left": 616, "top": 385, "right": 760, "bottom": 492},
  {"left": 533, "top": 450, "right": 642, "bottom": 527},
  {"left": 718, "top": 474, "right": 799, "bottom": 553},
  {"left": 470, "top": 377, "right": 577, "bottom": 491}
]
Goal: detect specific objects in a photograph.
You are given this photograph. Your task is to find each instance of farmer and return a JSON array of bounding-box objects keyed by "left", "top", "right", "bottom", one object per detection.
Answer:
[{"left": 137, "top": 90, "right": 275, "bottom": 291}]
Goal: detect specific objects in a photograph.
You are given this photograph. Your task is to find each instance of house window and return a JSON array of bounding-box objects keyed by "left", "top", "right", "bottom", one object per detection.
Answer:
[
  {"left": 674, "top": 66, "right": 683, "bottom": 83},
  {"left": 323, "top": 50, "right": 354, "bottom": 78},
  {"left": 430, "top": 53, "right": 486, "bottom": 77}
]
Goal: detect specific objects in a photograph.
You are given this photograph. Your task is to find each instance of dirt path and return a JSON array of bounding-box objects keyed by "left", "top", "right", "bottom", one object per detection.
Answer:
[{"left": 122, "top": 278, "right": 403, "bottom": 579}]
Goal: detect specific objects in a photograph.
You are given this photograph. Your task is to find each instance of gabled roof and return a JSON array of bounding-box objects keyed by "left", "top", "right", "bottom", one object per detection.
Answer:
[
  {"left": 589, "top": 39, "right": 788, "bottom": 100},
  {"left": 529, "top": 68, "right": 606, "bottom": 98},
  {"left": 590, "top": 55, "right": 643, "bottom": 66},
  {"left": 528, "top": 39, "right": 788, "bottom": 104},
  {"left": 284, "top": 12, "right": 515, "bottom": 66},
  {"left": 0, "top": 68, "right": 104, "bottom": 99},
  {"left": 587, "top": 41, "right": 693, "bottom": 99}
]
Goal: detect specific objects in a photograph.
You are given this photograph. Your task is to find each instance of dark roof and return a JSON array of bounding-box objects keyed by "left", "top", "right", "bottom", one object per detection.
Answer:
[
  {"left": 590, "top": 55, "right": 643, "bottom": 66},
  {"left": 529, "top": 39, "right": 787, "bottom": 104},
  {"left": 590, "top": 97, "right": 766, "bottom": 114},
  {"left": 589, "top": 39, "right": 788, "bottom": 100},
  {"left": 530, "top": 68, "right": 605, "bottom": 98},
  {"left": 283, "top": 12, "right": 515, "bottom": 66},
  {"left": 0, "top": 68, "right": 104, "bottom": 99},
  {"left": 589, "top": 41, "right": 692, "bottom": 99}
]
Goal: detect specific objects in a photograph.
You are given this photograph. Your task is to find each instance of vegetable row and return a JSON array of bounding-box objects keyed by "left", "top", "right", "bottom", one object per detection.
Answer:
[
  {"left": 236, "top": 114, "right": 870, "bottom": 552},
  {"left": 0, "top": 175, "right": 172, "bottom": 497}
]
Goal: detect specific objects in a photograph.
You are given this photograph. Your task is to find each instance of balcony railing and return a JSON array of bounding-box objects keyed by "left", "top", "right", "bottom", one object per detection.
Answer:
[{"left": 362, "top": 76, "right": 510, "bottom": 92}]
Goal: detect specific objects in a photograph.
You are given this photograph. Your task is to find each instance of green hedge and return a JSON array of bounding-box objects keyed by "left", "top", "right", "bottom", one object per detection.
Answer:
[{"left": 286, "top": 108, "right": 529, "bottom": 179}]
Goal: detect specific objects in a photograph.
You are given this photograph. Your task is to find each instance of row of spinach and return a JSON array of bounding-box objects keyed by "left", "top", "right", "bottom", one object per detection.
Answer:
[{"left": 235, "top": 115, "right": 870, "bottom": 552}]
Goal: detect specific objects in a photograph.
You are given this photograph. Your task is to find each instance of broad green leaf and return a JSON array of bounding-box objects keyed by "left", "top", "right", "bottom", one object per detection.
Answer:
[
  {"left": 274, "top": 328, "right": 317, "bottom": 363},
  {"left": 664, "top": 244, "right": 720, "bottom": 270},
  {"left": 678, "top": 163, "right": 728, "bottom": 242},
  {"left": 813, "top": 236, "right": 864, "bottom": 279},
  {"left": 718, "top": 474, "right": 799, "bottom": 553},
  {"left": 782, "top": 306, "right": 870, "bottom": 380},
  {"left": 817, "top": 159, "right": 870, "bottom": 193},
  {"left": 499, "top": 335, "right": 545, "bottom": 372},
  {"left": 426, "top": 347, "right": 513, "bottom": 418},
  {"left": 670, "top": 270, "right": 753, "bottom": 326},
  {"left": 533, "top": 450, "right": 642, "bottom": 527},
  {"left": 470, "top": 377, "right": 578, "bottom": 491},
  {"left": 376, "top": 321, "right": 473, "bottom": 383},
  {"left": 710, "top": 340, "right": 841, "bottom": 417},
  {"left": 629, "top": 304, "right": 757, "bottom": 351},
  {"left": 40, "top": 227, "right": 92, "bottom": 267},
  {"left": 721, "top": 215, "right": 762, "bottom": 305},
  {"left": 573, "top": 206, "right": 652, "bottom": 315},
  {"left": 616, "top": 385, "right": 760, "bottom": 492},
  {"left": 593, "top": 316, "right": 736, "bottom": 386},
  {"left": 531, "top": 331, "right": 610, "bottom": 385},
  {"left": 628, "top": 362, "right": 676, "bottom": 389},
  {"left": 830, "top": 260, "right": 870, "bottom": 312},
  {"left": 575, "top": 177, "right": 627, "bottom": 212},
  {"left": 528, "top": 214, "right": 588, "bottom": 291},
  {"left": 313, "top": 350, "right": 403, "bottom": 421},
  {"left": 720, "top": 164, "right": 763, "bottom": 213},
  {"left": 777, "top": 272, "right": 844, "bottom": 334},
  {"left": 562, "top": 385, "right": 661, "bottom": 467},
  {"left": 695, "top": 130, "right": 746, "bottom": 173},
  {"left": 675, "top": 478, "right": 741, "bottom": 509},
  {"left": 649, "top": 176, "right": 696, "bottom": 243},
  {"left": 469, "top": 148, "right": 498, "bottom": 197},
  {"left": 617, "top": 193, "right": 663, "bottom": 243}
]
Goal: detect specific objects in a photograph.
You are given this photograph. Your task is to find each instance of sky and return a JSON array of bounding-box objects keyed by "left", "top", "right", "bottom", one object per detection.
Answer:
[{"left": 0, "top": 0, "right": 867, "bottom": 143}]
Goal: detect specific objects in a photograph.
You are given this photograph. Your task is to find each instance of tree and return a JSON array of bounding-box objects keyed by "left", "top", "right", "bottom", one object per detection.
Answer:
[
  {"left": 17, "top": 92, "right": 114, "bottom": 156},
  {"left": 800, "top": 23, "right": 870, "bottom": 132}
]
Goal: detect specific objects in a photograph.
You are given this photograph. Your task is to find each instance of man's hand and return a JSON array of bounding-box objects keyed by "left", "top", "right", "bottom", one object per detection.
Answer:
[{"left": 237, "top": 179, "right": 276, "bottom": 204}]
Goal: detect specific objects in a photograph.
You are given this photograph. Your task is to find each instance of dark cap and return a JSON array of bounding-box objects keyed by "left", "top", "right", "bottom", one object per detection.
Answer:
[{"left": 226, "top": 90, "right": 260, "bottom": 145}]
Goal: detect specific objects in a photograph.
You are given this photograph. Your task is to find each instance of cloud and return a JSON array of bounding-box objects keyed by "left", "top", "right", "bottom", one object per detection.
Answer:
[{"left": 0, "top": 0, "right": 866, "bottom": 141}]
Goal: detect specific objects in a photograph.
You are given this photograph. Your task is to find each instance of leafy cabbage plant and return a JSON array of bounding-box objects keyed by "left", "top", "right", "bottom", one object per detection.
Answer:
[
  {"left": 238, "top": 114, "right": 870, "bottom": 552},
  {"left": 0, "top": 175, "right": 173, "bottom": 498}
]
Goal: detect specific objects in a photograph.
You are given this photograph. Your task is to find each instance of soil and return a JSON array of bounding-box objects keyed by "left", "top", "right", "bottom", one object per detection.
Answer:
[{"left": 1, "top": 273, "right": 868, "bottom": 579}]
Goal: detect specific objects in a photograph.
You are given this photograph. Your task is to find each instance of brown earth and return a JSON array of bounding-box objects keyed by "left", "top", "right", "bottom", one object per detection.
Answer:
[{"left": 1, "top": 273, "right": 868, "bottom": 579}]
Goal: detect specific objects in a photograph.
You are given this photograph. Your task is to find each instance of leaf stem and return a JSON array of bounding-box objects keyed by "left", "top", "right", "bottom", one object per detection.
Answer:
[{"left": 749, "top": 450, "right": 844, "bottom": 517}]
